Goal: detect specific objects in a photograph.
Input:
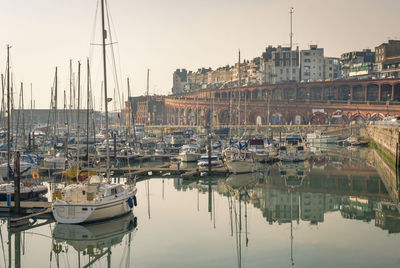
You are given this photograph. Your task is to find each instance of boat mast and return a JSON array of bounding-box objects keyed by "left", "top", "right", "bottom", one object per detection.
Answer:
[
  {"left": 146, "top": 69, "right": 149, "bottom": 125},
  {"left": 86, "top": 58, "right": 90, "bottom": 167},
  {"left": 21, "top": 82, "right": 25, "bottom": 148},
  {"left": 54, "top": 67, "right": 58, "bottom": 156},
  {"left": 7, "top": 45, "right": 11, "bottom": 180},
  {"left": 101, "top": 0, "right": 111, "bottom": 179},
  {"left": 68, "top": 59, "right": 72, "bottom": 145},
  {"left": 127, "top": 77, "right": 136, "bottom": 140},
  {"left": 76, "top": 61, "right": 81, "bottom": 180},
  {"left": 237, "top": 50, "right": 241, "bottom": 135}
]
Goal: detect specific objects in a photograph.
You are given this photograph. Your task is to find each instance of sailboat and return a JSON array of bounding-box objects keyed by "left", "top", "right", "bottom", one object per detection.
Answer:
[{"left": 52, "top": 0, "right": 138, "bottom": 224}]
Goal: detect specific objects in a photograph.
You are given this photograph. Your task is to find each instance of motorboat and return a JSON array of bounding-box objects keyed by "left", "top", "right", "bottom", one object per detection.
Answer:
[
  {"left": 225, "top": 149, "right": 257, "bottom": 174},
  {"left": 306, "top": 131, "right": 338, "bottom": 144},
  {"left": 0, "top": 154, "right": 39, "bottom": 179},
  {"left": 43, "top": 152, "right": 66, "bottom": 170},
  {"left": 337, "top": 136, "right": 369, "bottom": 147},
  {"left": 179, "top": 144, "right": 201, "bottom": 162},
  {"left": 248, "top": 138, "right": 275, "bottom": 163},
  {"left": 52, "top": 175, "right": 137, "bottom": 224},
  {"left": 0, "top": 182, "right": 48, "bottom": 201},
  {"left": 280, "top": 135, "right": 309, "bottom": 162},
  {"left": 197, "top": 154, "right": 222, "bottom": 168}
]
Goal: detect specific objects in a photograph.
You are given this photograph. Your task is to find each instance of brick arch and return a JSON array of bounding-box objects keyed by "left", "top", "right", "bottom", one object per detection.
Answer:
[
  {"left": 217, "top": 109, "right": 229, "bottom": 125},
  {"left": 248, "top": 111, "right": 265, "bottom": 125},
  {"left": 284, "top": 88, "right": 295, "bottom": 100},
  {"left": 352, "top": 85, "right": 364, "bottom": 101},
  {"left": 310, "top": 112, "right": 328, "bottom": 125},
  {"left": 272, "top": 88, "right": 282, "bottom": 100},
  {"left": 186, "top": 108, "right": 194, "bottom": 125},
  {"left": 394, "top": 83, "right": 400, "bottom": 101},
  {"left": 370, "top": 113, "right": 384, "bottom": 121},
  {"left": 366, "top": 84, "right": 379, "bottom": 101},
  {"left": 291, "top": 112, "right": 307, "bottom": 125},
  {"left": 350, "top": 113, "right": 366, "bottom": 124},
  {"left": 252, "top": 89, "right": 259, "bottom": 100},
  {"left": 381, "top": 84, "right": 392, "bottom": 101}
]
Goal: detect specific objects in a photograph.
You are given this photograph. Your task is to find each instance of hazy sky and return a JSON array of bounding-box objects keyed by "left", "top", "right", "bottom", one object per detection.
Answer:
[{"left": 1, "top": 0, "right": 399, "bottom": 109}]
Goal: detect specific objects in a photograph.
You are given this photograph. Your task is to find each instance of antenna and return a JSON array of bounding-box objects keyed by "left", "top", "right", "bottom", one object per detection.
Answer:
[{"left": 289, "top": 7, "right": 294, "bottom": 49}]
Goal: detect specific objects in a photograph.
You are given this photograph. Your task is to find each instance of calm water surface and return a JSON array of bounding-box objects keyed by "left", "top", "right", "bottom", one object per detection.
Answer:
[{"left": 1, "top": 147, "right": 400, "bottom": 268}]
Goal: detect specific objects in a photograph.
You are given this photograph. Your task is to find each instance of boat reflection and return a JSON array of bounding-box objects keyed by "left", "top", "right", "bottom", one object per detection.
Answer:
[{"left": 52, "top": 212, "right": 137, "bottom": 267}]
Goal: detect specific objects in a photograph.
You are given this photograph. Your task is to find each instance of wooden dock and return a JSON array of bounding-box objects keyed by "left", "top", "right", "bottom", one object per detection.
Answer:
[
  {"left": 9, "top": 208, "right": 52, "bottom": 228},
  {"left": 0, "top": 201, "right": 52, "bottom": 212}
]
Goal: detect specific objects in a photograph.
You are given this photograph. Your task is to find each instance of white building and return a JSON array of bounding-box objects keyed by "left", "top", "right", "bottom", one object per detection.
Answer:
[
  {"left": 324, "top": 57, "right": 341, "bottom": 80},
  {"left": 300, "top": 45, "right": 325, "bottom": 82},
  {"left": 262, "top": 45, "right": 300, "bottom": 84}
]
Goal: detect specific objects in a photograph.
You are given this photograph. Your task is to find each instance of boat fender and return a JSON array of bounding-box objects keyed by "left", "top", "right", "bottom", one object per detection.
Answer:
[
  {"left": 127, "top": 197, "right": 134, "bottom": 208},
  {"left": 133, "top": 195, "right": 137, "bottom": 206},
  {"left": 53, "top": 244, "right": 62, "bottom": 254}
]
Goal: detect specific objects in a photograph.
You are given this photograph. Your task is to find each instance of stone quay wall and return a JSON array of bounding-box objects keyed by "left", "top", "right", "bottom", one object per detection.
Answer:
[{"left": 366, "top": 125, "right": 400, "bottom": 157}]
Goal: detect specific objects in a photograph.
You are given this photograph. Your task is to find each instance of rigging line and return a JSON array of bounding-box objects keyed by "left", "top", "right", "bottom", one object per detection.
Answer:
[
  {"left": 105, "top": 0, "right": 124, "bottom": 102},
  {"left": 105, "top": 0, "right": 123, "bottom": 111},
  {"left": 23, "top": 232, "right": 53, "bottom": 240},
  {"left": 45, "top": 86, "right": 54, "bottom": 143},
  {"left": 0, "top": 227, "right": 7, "bottom": 268},
  {"left": 89, "top": 0, "right": 100, "bottom": 61}
]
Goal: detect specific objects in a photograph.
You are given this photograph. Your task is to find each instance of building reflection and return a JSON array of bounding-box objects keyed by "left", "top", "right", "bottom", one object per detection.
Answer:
[
  {"left": 375, "top": 202, "right": 400, "bottom": 233},
  {"left": 174, "top": 147, "right": 400, "bottom": 231}
]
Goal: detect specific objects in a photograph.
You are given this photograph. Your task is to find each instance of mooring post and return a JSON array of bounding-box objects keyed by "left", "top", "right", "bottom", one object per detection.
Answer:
[
  {"left": 28, "top": 132, "right": 31, "bottom": 151},
  {"left": 32, "top": 132, "right": 35, "bottom": 149},
  {"left": 14, "top": 151, "right": 21, "bottom": 214},
  {"left": 113, "top": 132, "right": 117, "bottom": 165}
]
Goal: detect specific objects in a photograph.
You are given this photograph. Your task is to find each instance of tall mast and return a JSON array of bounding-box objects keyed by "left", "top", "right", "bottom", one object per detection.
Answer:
[
  {"left": 69, "top": 59, "right": 72, "bottom": 133},
  {"left": 101, "top": 0, "right": 111, "bottom": 179},
  {"left": 237, "top": 50, "right": 241, "bottom": 129},
  {"left": 146, "top": 69, "right": 149, "bottom": 125},
  {"left": 76, "top": 61, "right": 81, "bottom": 180},
  {"left": 30, "top": 83, "right": 33, "bottom": 133},
  {"left": 86, "top": 58, "right": 90, "bottom": 167},
  {"left": 7, "top": 45, "right": 11, "bottom": 180},
  {"left": 54, "top": 67, "right": 58, "bottom": 155},
  {"left": 21, "top": 83, "right": 25, "bottom": 148},
  {"left": 1, "top": 75, "right": 4, "bottom": 129}
]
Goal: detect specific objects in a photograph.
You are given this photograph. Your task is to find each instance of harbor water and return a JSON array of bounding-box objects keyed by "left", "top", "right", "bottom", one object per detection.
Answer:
[{"left": 1, "top": 147, "right": 400, "bottom": 268}]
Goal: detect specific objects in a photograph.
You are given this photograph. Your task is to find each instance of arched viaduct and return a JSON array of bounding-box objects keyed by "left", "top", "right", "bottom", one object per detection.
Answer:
[{"left": 165, "top": 78, "right": 400, "bottom": 126}]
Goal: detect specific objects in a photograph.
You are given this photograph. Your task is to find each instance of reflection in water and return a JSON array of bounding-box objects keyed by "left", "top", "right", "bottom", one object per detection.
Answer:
[
  {"left": 52, "top": 213, "right": 137, "bottom": 268},
  {"left": 173, "top": 147, "right": 400, "bottom": 232},
  {"left": 1, "top": 147, "right": 400, "bottom": 267}
]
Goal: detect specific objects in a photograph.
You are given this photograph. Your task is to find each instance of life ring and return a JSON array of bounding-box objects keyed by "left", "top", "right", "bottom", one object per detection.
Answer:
[{"left": 32, "top": 172, "right": 39, "bottom": 179}]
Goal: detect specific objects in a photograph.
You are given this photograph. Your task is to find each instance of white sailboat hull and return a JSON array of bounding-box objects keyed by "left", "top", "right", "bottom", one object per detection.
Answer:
[
  {"left": 52, "top": 188, "right": 137, "bottom": 224},
  {"left": 0, "top": 162, "right": 35, "bottom": 179},
  {"left": 180, "top": 153, "right": 200, "bottom": 162}
]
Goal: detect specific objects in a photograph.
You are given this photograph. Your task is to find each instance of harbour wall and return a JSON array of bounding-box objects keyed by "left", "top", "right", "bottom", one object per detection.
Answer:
[
  {"left": 366, "top": 125, "right": 400, "bottom": 158},
  {"left": 145, "top": 124, "right": 363, "bottom": 139}
]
